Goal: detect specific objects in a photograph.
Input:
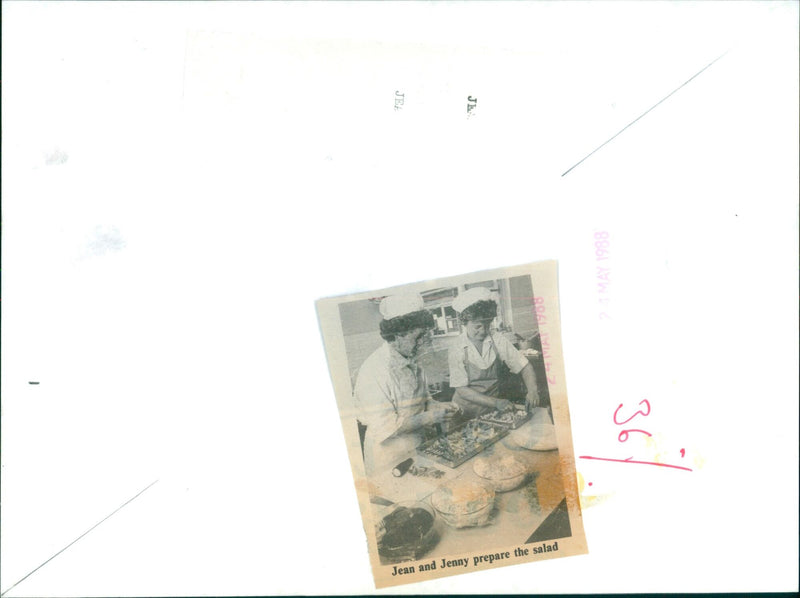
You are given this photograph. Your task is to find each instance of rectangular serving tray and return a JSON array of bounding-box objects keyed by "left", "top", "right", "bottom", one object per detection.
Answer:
[
  {"left": 416, "top": 420, "right": 509, "bottom": 468},
  {"left": 477, "top": 408, "right": 532, "bottom": 430}
]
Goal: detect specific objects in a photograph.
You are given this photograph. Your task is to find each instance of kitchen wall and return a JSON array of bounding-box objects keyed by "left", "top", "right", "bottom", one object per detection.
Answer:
[
  {"left": 508, "top": 274, "right": 538, "bottom": 339},
  {"left": 339, "top": 298, "right": 384, "bottom": 384}
]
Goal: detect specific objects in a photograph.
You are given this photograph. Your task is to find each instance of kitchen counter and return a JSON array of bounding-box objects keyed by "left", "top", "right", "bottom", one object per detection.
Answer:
[{"left": 369, "top": 408, "right": 568, "bottom": 562}]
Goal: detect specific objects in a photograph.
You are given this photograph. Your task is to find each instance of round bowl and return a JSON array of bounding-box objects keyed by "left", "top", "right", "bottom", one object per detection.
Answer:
[
  {"left": 507, "top": 422, "right": 558, "bottom": 451},
  {"left": 430, "top": 480, "right": 495, "bottom": 528},
  {"left": 472, "top": 454, "right": 529, "bottom": 492},
  {"left": 376, "top": 501, "right": 440, "bottom": 564}
]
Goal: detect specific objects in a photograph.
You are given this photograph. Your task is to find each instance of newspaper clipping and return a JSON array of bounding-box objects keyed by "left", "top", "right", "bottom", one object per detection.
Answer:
[{"left": 316, "top": 261, "right": 587, "bottom": 588}]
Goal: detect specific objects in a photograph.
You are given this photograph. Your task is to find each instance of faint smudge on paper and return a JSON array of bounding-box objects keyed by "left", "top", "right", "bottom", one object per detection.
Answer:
[{"left": 81, "top": 225, "right": 127, "bottom": 259}]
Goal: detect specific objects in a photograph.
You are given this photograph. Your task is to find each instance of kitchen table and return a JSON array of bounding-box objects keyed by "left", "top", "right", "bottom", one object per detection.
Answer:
[{"left": 368, "top": 408, "right": 568, "bottom": 563}]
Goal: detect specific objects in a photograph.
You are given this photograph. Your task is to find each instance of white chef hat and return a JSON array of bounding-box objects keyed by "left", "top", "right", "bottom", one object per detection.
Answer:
[
  {"left": 379, "top": 293, "right": 425, "bottom": 320},
  {"left": 452, "top": 286, "right": 495, "bottom": 314}
]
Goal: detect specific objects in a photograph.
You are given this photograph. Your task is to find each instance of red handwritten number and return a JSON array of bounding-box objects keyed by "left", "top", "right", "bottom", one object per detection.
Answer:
[
  {"left": 579, "top": 455, "right": 692, "bottom": 472},
  {"left": 582, "top": 396, "right": 693, "bottom": 473},
  {"left": 618, "top": 429, "right": 652, "bottom": 442},
  {"left": 613, "top": 399, "right": 651, "bottom": 426}
]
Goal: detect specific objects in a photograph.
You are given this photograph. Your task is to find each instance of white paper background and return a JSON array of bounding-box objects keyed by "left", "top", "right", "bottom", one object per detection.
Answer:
[{"left": 2, "top": 1, "right": 798, "bottom": 595}]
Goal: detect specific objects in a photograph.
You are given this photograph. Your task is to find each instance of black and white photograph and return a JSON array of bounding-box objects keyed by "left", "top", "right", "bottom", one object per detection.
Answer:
[{"left": 317, "top": 261, "right": 587, "bottom": 587}]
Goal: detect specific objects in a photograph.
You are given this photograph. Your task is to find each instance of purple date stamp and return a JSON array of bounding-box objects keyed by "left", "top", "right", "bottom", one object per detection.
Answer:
[{"left": 594, "top": 231, "right": 610, "bottom": 320}]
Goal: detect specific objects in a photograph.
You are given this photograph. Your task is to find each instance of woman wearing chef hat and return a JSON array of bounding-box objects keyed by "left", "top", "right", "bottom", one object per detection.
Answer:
[
  {"left": 354, "top": 293, "right": 461, "bottom": 476},
  {"left": 448, "top": 287, "right": 541, "bottom": 419}
]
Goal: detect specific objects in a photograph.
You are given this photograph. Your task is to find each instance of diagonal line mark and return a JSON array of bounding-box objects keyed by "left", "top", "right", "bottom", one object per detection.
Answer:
[
  {"left": 561, "top": 50, "right": 730, "bottom": 177},
  {"left": 0, "top": 479, "right": 160, "bottom": 597}
]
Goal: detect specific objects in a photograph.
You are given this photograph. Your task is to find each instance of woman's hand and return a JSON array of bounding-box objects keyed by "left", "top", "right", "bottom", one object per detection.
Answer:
[
  {"left": 428, "top": 401, "right": 461, "bottom": 424},
  {"left": 494, "top": 398, "right": 515, "bottom": 412},
  {"left": 525, "top": 391, "right": 541, "bottom": 411}
]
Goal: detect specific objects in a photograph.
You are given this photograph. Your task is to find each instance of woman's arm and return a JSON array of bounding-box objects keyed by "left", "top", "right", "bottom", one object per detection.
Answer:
[
  {"left": 493, "top": 334, "right": 540, "bottom": 410},
  {"left": 520, "top": 362, "right": 541, "bottom": 409},
  {"left": 392, "top": 402, "right": 460, "bottom": 436},
  {"left": 454, "top": 386, "right": 513, "bottom": 411}
]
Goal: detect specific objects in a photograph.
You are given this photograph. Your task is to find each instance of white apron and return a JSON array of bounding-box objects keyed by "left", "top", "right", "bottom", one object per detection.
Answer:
[{"left": 362, "top": 362, "right": 429, "bottom": 476}]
